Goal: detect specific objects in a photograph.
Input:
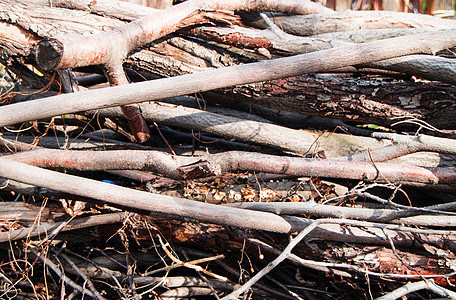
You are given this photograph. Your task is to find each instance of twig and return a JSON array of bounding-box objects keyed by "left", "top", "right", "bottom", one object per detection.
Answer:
[
  {"left": 156, "top": 235, "right": 227, "bottom": 281},
  {"left": 354, "top": 191, "right": 456, "bottom": 216},
  {"left": 223, "top": 218, "right": 456, "bottom": 299},
  {"left": 376, "top": 279, "right": 456, "bottom": 300},
  {"left": 59, "top": 253, "right": 106, "bottom": 300},
  {"left": 180, "top": 250, "right": 222, "bottom": 300},
  {"left": 222, "top": 219, "right": 328, "bottom": 299},
  {"left": 29, "top": 248, "right": 97, "bottom": 298},
  {"left": 1, "top": 213, "right": 125, "bottom": 243}
]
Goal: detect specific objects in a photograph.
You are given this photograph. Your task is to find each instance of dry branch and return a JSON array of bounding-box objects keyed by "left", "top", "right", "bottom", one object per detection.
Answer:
[
  {"left": 192, "top": 24, "right": 456, "bottom": 85},
  {"left": 31, "top": 0, "right": 331, "bottom": 142},
  {"left": 2, "top": 29, "right": 456, "bottom": 128},
  {"left": 376, "top": 279, "right": 456, "bottom": 299},
  {"left": 98, "top": 102, "right": 392, "bottom": 158},
  {"left": 0, "top": 157, "right": 454, "bottom": 250},
  {"left": 1, "top": 1, "right": 456, "bottom": 298},
  {"left": 28, "top": 248, "right": 98, "bottom": 299},
  {"left": 251, "top": 10, "right": 456, "bottom": 36},
  {"left": 2, "top": 2, "right": 456, "bottom": 128},
  {"left": 5, "top": 149, "right": 456, "bottom": 186},
  {"left": 0, "top": 212, "right": 125, "bottom": 243},
  {"left": 345, "top": 132, "right": 456, "bottom": 162},
  {"left": 231, "top": 201, "right": 456, "bottom": 226}
]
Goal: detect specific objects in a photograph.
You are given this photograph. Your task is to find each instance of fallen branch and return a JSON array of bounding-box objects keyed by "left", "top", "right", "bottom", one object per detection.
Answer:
[
  {"left": 98, "top": 102, "right": 391, "bottom": 158},
  {"left": 0, "top": 212, "right": 125, "bottom": 243},
  {"left": 251, "top": 10, "right": 456, "bottom": 36},
  {"left": 2, "top": 30, "right": 456, "bottom": 127},
  {"left": 230, "top": 201, "right": 456, "bottom": 226},
  {"left": 6, "top": 149, "right": 456, "bottom": 185},
  {"left": 32, "top": 0, "right": 331, "bottom": 142},
  {"left": 0, "top": 157, "right": 454, "bottom": 250},
  {"left": 376, "top": 279, "right": 456, "bottom": 300},
  {"left": 193, "top": 24, "right": 456, "bottom": 85},
  {"left": 345, "top": 132, "right": 456, "bottom": 162}
]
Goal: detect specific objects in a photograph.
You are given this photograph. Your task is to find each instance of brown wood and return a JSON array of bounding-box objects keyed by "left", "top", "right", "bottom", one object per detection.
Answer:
[
  {"left": 2, "top": 29, "right": 456, "bottom": 127},
  {"left": 6, "top": 148, "right": 456, "bottom": 185}
]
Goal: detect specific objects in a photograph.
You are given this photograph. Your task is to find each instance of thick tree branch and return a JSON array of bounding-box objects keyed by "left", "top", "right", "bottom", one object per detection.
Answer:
[
  {"left": 247, "top": 10, "right": 456, "bottom": 36},
  {"left": 34, "top": 0, "right": 331, "bottom": 71},
  {"left": 5, "top": 149, "right": 456, "bottom": 186},
  {"left": 0, "top": 157, "right": 454, "bottom": 250},
  {"left": 2, "top": 30, "right": 456, "bottom": 128}
]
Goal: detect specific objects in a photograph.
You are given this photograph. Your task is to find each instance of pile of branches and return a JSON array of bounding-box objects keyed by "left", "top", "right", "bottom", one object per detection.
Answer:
[{"left": 0, "top": 0, "right": 456, "bottom": 298}]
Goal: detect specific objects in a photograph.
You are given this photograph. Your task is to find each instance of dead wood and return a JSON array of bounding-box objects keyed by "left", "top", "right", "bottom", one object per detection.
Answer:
[
  {"left": 5, "top": 148, "right": 456, "bottom": 186},
  {"left": 377, "top": 279, "right": 456, "bottom": 299},
  {"left": 190, "top": 24, "right": 456, "bottom": 85},
  {"left": 29, "top": 0, "right": 330, "bottom": 141},
  {"left": 231, "top": 201, "right": 456, "bottom": 226},
  {"left": 246, "top": 10, "right": 456, "bottom": 36},
  {"left": 0, "top": 157, "right": 454, "bottom": 251},
  {"left": 98, "top": 101, "right": 394, "bottom": 158},
  {"left": 0, "top": 2, "right": 455, "bottom": 298},
  {"left": 0, "top": 212, "right": 125, "bottom": 243},
  {"left": 2, "top": 2, "right": 456, "bottom": 128},
  {"left": 222, "top": 74, "right": 456, "bottom": 128},
  {"left": 2, "top": 29, "right": 456, "bottom": 129}
]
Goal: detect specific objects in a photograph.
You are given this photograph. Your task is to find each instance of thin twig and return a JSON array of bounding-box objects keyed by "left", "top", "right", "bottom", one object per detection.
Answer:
[
  {"left": 376, "top": 279, "right": 456, "bottom": 300},
  {"left": 29, "top": 248, "right": 97, "bottom": 298},
  {"left": 59, "top": 253, "right": 106, "bottom": 300}
]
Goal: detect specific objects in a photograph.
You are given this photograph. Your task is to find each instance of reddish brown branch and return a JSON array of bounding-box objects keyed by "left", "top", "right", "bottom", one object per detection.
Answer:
[
  {"left": 32, "top": 0, "right": 330, "bottom": 142},
  {"left": 6, "top": 149, "right": 456, "bottom": 186}
]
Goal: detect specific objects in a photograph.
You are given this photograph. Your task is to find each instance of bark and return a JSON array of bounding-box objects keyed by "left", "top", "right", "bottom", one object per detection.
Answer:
[
  {"left": 313, "top": 27, "right": 443, "bottom": 43},
  {"left": 0, "top": 157, "right": 454, "bottom": 250},
  {"left": 0, "top": 212, "right": 125, "bottom": 243},
  {"left": 2, "top": 29, "right": 456, "bottom": 127},
  {"left": 231, "top": 201, "right": 456, "bottom": 226},
  {"left": 33, "top": 0, "right": 331, "bottom": 71},
  {"left": 99, "top": 102, "right": 393, "bottom": 158},
  {"left": 21, "top": 0, "right": 159, "bottom": 21},
  {"left": 2, "top": 2, "right": 456, "bottom": 128},
  {"left": 223, "top": 74, "right": 456, "bottom": 128},
  {"left": 245, "top": 10, "right": 456, "bottom": 36},
  {"left": 5, "top": 149, "right": 456, "bottom": 186},
  {"left": 0, "top": 202, "right": 65, "bottom": 223},
  {"left": 190, "top": 25, "right": 456, "bottom": 85},
  {"left": 5, "top": 0, "right": 330, "bottom": 142}
]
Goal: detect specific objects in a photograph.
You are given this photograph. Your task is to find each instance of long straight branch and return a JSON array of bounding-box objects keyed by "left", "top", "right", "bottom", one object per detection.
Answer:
[
  {"left": 5, "top": 149, "right": 455, "bottom": 185},
  {"left": 1, "top": 213, "right": 125, "bottom": 243},
  {"left": 98, "top": 102, "right": 391, "bottom": 158},
  {"left": 0, "top": 157, "right": 454, "bottom": 250},
  {"left": 229, "top": 201, "right": 456, "bottom": 226},
  {"left": 98, "top": 102, "right": 456, "bottom": 162},
  {"left": 3, "top": 29, "right": 456, "bottom": 128}
]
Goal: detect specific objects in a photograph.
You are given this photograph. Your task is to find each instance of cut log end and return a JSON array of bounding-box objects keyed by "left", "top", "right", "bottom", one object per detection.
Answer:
[{"left": 35, "top": 39, "right": 64, "bottom": 71}]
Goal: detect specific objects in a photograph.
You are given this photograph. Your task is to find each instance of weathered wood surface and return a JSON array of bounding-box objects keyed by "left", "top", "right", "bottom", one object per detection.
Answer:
[
  {"left": 2, "top": 0, "right": 456, "bottom": 128},
  {"left": 245, "top": 10, "right": 456, "bottom": 36}
]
